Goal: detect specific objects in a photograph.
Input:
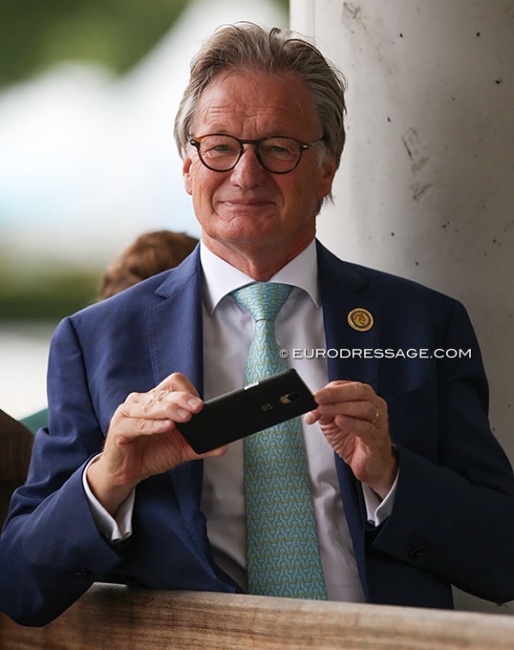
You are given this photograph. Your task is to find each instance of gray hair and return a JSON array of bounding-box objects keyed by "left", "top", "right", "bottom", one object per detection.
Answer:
[{"left": 174, "top": 22, "right": 347, "bottom": 170}]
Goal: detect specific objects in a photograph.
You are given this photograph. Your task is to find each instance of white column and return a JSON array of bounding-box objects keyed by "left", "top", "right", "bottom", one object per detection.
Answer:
[{"left": 291, "top": 0, "right": 514, "bottom": 614}]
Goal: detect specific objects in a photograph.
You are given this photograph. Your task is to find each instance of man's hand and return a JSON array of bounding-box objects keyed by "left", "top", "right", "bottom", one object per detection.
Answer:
[
  {"left": 87, "top": 372, "right": 227, "bottom": 516},
  {"left": 305, "top": 380, "right": 397, "bottom": 499}
]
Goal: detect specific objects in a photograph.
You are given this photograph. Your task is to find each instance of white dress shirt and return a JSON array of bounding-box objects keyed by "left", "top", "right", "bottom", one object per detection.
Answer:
[
  {"left": 199, "top": 240, "right": 396, "bottom": 601},
  {"left": 84, "top": 239, "right": 397, "bottom": 601}
]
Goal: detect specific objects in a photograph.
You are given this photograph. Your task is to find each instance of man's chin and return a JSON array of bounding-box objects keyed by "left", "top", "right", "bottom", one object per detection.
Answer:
[{"left": 213, "top": 213, "right": 276, "bottom": 236}]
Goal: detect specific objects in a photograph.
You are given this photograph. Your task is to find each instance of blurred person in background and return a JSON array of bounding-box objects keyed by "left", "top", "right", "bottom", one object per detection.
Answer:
[{"left": 99, "top": 230, "right": 198, "bottom": 299}]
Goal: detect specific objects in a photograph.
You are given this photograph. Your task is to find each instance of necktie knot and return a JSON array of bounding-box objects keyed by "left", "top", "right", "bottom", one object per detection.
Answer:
[{"left": 231, "top": 282, "right": 292, "bottom": 323}]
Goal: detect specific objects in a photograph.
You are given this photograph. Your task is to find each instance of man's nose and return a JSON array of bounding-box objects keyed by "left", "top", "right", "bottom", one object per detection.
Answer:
[{"left": 230, "top": 145, "right": 266, "bottom": 186}]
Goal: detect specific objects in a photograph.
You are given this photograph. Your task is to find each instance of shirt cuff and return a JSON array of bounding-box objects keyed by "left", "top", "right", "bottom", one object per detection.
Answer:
[
  {"left": 362, "top": 471, "right": 399, "bottom": 526},
  {"left": 82, "top": 455, "right": 135, "bottom": 543}
]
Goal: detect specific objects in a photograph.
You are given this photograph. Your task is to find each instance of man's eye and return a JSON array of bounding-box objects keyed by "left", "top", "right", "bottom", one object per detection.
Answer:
[
  {"left": 261, "top": 143, "right": 286, "bottom": 154},
  {"left": 206, "top": 143, "right": 236, "bottom": 155},
  {"left": 261, "top": 141, "right": 297, "bottom": 158}
]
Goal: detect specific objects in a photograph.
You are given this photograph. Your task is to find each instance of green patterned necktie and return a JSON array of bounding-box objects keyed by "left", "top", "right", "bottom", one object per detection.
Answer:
[{"left": 231, "top": 282, "right": 327, "bottom": 600}]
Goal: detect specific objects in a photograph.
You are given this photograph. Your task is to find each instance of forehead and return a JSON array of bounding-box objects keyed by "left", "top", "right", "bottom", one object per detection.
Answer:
[{"left": 192, "top": 69, "right": 320, "bottom": 137}]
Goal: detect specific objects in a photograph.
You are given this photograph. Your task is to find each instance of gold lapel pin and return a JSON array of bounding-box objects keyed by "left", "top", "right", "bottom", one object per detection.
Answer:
[{"left": 347, "top": 308, "right": 374, "bottom": 332}]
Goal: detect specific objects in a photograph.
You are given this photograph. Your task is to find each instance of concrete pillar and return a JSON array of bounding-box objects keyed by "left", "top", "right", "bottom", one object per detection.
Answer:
[{"left": 290, "top": 0, "right": 514, "bottom": 614}]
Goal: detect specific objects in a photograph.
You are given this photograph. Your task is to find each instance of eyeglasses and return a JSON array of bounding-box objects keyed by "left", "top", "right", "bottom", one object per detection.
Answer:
[{"left": 188, "top": 134, "right": 324, "bottom": 174}]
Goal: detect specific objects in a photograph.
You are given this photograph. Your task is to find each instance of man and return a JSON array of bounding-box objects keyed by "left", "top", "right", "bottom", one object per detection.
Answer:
[{"left": 2, "top": 23, "right": 514, "bottom": 626}]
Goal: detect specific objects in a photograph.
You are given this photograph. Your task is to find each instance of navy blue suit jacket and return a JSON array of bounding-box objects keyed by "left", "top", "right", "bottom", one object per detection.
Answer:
[{"left": 2, "top": 241, "right": 514, "bottom": 626}]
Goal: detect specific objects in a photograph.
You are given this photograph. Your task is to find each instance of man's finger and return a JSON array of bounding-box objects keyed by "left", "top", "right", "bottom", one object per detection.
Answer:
[{"left": 153, "top": 371, "right": 200, "bottom": 395}]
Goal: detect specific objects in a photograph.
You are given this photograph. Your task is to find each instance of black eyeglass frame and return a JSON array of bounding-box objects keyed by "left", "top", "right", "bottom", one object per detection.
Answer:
[{"left": 188, "top": 134, "right": 325, "bottom": 174}]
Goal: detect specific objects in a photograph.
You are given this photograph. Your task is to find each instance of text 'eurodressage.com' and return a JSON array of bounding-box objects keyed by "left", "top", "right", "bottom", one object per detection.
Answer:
[{"left": 280, "top": 348, "right": 472, "bottom": 360}]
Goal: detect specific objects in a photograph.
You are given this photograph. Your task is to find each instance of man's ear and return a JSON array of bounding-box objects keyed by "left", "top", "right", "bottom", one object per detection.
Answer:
[
  {"left": 183, "top": 156, "right": 193, "bottom": 196},
  {"left": 316, "top": 154, "right": 337, "bottom": 201}
]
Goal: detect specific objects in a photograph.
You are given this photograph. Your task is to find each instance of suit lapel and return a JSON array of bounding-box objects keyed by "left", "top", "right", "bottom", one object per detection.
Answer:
[
  {"left": 145, "top": 247, "right": 204, "bottom": 394},
  {"left": 317, "top": 241, "right": 380, "bottom": 390}
]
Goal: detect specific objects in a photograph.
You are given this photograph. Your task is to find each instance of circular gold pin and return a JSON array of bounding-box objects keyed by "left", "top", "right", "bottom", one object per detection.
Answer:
[{"left": 347, "top": 308, "right": 374, "bottom": 332}]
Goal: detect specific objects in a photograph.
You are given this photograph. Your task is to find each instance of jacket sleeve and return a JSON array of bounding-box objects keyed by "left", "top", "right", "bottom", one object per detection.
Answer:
[
  {"left": 372, "top": 300, "right": 514, "bottom": 604},
  {"left": 0, "top": 317, "right": 125, "bottom": 626}
]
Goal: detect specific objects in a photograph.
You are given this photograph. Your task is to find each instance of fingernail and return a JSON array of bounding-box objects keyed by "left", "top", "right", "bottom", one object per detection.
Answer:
[
  {"left": 187, "top": 397, "right": 202, "bottom": 408},
  {"left": 177, "top": 408, "right": 189, "bottom": 419}
]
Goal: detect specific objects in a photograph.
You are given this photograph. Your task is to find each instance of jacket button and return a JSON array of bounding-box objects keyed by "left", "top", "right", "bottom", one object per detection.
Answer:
[
  {"left": 408, "top": 545, "right": 426, "bottom": 559},
  {"left": 74, "top": 566, "right": 93, "bottom": 580}
]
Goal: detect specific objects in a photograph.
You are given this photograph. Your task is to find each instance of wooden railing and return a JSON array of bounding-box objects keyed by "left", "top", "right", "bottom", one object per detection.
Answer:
[
  {"left": 3, "top": 584, "right": 514, "bottom": 650},
  {"left": 3, "top": 415, "right": 514, "bottom": 649}
]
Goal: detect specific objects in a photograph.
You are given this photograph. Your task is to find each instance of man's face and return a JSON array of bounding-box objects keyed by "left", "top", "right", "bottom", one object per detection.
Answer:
[{"left": 182, "top": 69, "right": 336, "bottom": 265}]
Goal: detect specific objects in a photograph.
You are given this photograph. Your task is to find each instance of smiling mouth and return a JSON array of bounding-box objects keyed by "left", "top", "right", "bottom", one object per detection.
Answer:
[{"left": 221, "top": 198, "right": 273, "bottom": 209}]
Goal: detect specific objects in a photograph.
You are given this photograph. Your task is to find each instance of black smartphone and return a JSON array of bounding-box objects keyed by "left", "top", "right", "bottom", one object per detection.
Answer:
[{"left": 177, "top": 369, "right": 316, "bottom": 454}]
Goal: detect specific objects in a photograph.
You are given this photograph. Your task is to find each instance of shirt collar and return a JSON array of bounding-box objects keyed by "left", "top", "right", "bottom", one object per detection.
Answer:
[{"left": 200, "top": 239, "right": 321, "bottom": 314}]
